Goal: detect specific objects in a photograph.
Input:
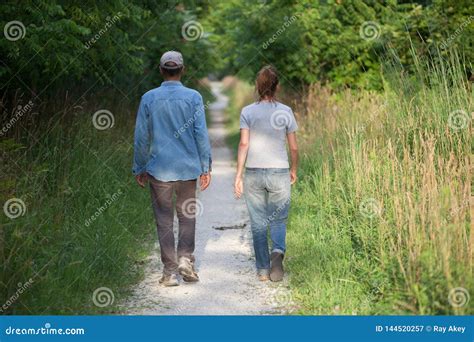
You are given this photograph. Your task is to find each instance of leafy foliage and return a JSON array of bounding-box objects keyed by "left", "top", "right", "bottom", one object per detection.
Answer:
[
  {"left": 0, "top": 0, "right": 213, "bottom": 100},
  {"left": 209, "top": 0, "right": 474, "bottom": 89}
]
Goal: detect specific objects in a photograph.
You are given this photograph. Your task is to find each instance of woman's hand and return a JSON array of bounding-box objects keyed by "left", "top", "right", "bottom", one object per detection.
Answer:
[
  {"left": 287, "top": 132, "right": 298, "bottom": 185},
  {"left": 234, "top": 176, "right": 244, "bottom": 198},
  {"left": 290, "top": 168, "right": 297, "bottom": 185}
]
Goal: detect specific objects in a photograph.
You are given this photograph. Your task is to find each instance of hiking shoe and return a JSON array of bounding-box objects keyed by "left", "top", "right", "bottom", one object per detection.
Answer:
[
  {"left": 258, "top": 274, "right": 270, "bottom": 282},
  {"left": 182, "top": 272, "right": 199, "bottom": 283},
  {"left": 270, "top": 252, "right": 284, "bottom": 282},
  {"left": 159, "top": 274, "right": 179, "bottom": 287},
  {"left": 178, "top": 257, "right": 199, "bottom": 283}
]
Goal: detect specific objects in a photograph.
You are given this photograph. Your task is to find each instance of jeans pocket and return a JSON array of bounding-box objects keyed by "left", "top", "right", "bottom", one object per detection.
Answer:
[
  {"left": 267, "top": 172, "right": 291, "bottom": 193},
  {"left": 245, "top": 168, "right": 259, "bottom": 173},
  {"left": 244, "top": 172, "right": 255, "bottom": 188},
  {"left": 270, "top": 168, "right": 290, "bottom": 174}
]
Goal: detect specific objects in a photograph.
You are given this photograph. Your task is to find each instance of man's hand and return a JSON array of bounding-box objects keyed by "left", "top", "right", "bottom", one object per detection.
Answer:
[
  {"left": 290, "top": 168, "right": 298, "bottom": 185},
  {"left": 200, "top": 172, "right": 211, "bottom": 191},
  {"left": 234, "top": 176, "right": 243, "bottom": 199},
  {"left": 135, "top": 173, "right": 148, "bottom": 188}
]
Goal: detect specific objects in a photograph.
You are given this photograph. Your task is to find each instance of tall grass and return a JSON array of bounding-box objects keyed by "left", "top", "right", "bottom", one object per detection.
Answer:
[
  {"left": 225, "top": 49, "right": 472, "bottom": 314},
  {"left": 1, "top": 85, "right": 215, "bottom": 314},
  {"left": 1, "top": 95, "right": 155, "bottom": 314}
]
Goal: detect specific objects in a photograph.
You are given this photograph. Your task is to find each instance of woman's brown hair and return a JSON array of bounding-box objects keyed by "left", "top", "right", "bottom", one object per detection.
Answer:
[{"left": 255, "top": 65, "right": 279, "bottom": 102}]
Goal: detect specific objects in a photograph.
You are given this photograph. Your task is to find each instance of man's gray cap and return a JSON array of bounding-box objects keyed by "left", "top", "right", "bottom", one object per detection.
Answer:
[{"left": 160, "top": 51, "right": 184, "bottom": 69}]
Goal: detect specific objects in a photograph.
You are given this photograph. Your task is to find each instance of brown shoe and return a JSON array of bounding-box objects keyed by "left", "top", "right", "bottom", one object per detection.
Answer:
[
  {"left": 270, "top": 252, "right": 284, "bottom": 282},
  {"left": 178, "top": 257, "right": 199, "bottom": 283},
  {"left": 258, "top": 274, "right": 270, "bottom": 282},
  {"left": 159, "top": 274, "right": 179, "bottom": 287},
  {"left": 182, "top": 272, "right": 199, "bottom": 283}
]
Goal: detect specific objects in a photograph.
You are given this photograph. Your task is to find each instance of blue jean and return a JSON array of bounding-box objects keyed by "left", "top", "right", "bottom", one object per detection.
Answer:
[{"left": 244, "top": 168, "right": 291, "bottom": 274}]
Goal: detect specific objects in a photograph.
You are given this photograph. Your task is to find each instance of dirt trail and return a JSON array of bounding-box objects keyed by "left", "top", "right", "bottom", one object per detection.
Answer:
[{"left": 124, "top": 82, "right": 292, "bottom": 315}]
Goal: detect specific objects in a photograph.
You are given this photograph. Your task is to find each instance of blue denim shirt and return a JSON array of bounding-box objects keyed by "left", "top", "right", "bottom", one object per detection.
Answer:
[{"left": 132, "top": 81, "right": 212, "bottom": 181}]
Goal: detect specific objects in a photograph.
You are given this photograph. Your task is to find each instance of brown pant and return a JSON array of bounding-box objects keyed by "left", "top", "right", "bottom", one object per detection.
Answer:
[{"left": 149, "top": 176, "right": 197, "bottom": 275}]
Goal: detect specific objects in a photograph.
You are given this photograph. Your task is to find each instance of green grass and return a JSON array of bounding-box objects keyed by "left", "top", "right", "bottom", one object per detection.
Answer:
[
  {"left": 224, "top": 49, "right": 472, "bottom": 315},
  {"left": 1, "top": 81, "right": 215, "bottom": 314},
  {"left": 286, "top": 50, "right": 472, "bottom": 315},
  {"left": 1, "top": 97, "right": 155, "bottom": 314}
]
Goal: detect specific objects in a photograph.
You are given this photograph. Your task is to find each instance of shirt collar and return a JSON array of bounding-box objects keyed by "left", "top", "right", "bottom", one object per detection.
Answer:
[{"left": 161, "top": 80, "right": 183, "bottom": 87}]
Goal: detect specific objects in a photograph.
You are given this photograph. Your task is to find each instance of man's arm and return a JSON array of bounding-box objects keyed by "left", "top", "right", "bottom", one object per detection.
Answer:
[
  {"left": 193, "top": 93, "right": 212, "bottom": 191},
  {"left": 132, "top": 97, "right": 150, "bottom": 187}
]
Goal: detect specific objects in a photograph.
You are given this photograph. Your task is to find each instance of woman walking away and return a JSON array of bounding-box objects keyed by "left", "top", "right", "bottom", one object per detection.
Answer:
[{"left": 234, "top": 65, "right": 299, "bottom": 282}]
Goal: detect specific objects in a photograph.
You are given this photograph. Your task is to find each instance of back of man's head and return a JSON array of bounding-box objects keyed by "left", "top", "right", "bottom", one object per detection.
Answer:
[{"left": 160, "top": 51, "right": 184, "bottom": 79}]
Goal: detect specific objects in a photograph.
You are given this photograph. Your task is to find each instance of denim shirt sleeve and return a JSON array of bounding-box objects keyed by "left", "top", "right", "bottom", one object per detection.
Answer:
[
  {"left": 132, "top": 97, "right": 150, "bottom": 175},
  {"left": 193, "top": 93, "right": 212, "bottom": 173}
]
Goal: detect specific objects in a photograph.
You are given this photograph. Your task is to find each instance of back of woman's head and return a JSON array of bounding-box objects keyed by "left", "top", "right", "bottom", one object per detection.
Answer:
[{"left": 255, "top": 65, "right": 279, "bottom": 102}]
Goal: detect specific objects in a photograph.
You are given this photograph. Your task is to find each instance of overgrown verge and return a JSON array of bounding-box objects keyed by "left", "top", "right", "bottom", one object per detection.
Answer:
[
  {"left": 1, "top": 83, "right": 215, "bottom": 314},
  {"left": 223, "top": 50, "right": 472, "bottom": 315}
]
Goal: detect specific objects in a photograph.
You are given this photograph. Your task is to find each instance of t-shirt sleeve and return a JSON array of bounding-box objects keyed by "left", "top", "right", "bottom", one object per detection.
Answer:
[
  {"left": 287, "top": 108, "right": 298, "bottom": 133},
  {"left": 240, "top": 108, "right": 250, "bottom": 129}
]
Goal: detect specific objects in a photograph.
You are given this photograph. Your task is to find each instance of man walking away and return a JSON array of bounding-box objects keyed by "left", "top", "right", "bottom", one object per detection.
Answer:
[{"left": 133, "top": 51, "right": 212, "bottom": 286}]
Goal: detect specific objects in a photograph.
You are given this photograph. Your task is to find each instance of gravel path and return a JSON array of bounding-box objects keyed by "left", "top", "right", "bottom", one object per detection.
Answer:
[{"left": 124, "top": 82, "right": 292, "bottom": 315}]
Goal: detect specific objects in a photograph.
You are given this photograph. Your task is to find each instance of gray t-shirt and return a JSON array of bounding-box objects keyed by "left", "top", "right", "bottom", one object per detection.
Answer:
[{"left": 240, "top": 101, "right": 298, "bottom": 168}]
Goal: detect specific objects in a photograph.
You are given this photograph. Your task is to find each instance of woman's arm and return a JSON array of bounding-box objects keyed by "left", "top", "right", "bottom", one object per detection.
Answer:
[
  {"left": 234, "top": 128, "right": 250, "bottom": 198},
  {"left": 287, "top": 132, "right": 299, "bottom": 184}
]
